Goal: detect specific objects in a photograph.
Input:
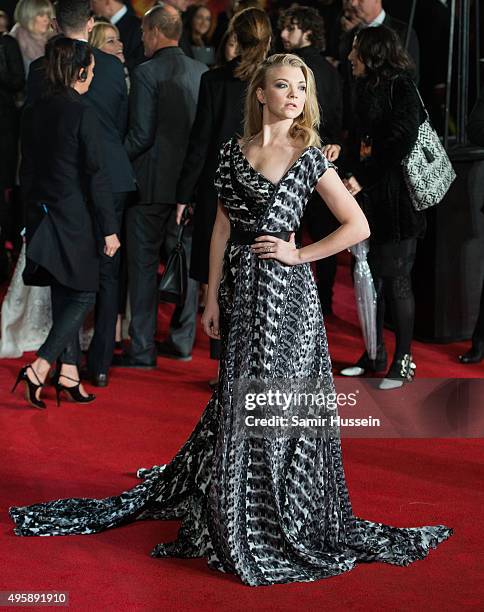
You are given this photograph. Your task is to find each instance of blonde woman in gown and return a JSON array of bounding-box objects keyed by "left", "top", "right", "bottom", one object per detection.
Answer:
[{"left": 9, "top": 54, "right": 452, "bottom": 586}]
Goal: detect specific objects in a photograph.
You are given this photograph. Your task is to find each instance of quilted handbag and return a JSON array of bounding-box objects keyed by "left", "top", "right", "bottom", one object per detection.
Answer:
[{"left": 392, "top": 80, "right": 456, "bottom": 211}]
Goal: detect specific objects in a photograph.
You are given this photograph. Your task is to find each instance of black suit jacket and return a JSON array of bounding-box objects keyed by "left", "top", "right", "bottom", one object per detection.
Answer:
[
  {"left": 27, "top": 48, "right": 136, "bottom": 194},
  {"left": 176, "top": 58, "right": 248, "bottom": 283},
  {"left": 115, "top": 12, "right": 144, "bottom": 72},
  {"left": 21, "top": 91, "right": 117, "bottom": 291},
  {"left": 0, "top": 34, "right": 25, "bottom": 188},
  {"left": 293, "top": 46, "right": 343, "bottom": 145},
  {"left": 125, "top": 46, "right": 207, "bottom": 204}
]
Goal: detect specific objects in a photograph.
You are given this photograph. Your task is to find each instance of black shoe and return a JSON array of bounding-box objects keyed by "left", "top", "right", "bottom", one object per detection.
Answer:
[
  {"left": 91, "top": 373, "right": 109, "bottom": 387},
  {"left": 378, "top": 354, "right": 416, "bottom": 390},
  {"left": 55, "top": 374, "right": 96, "bottom": 406},
  {"left": 111, "top": 354, "right": 156, "bottom": 369},
  {"left": 340, "top": 346, "right": 387, "bottom": 377},
  {"left": 156, "top": 341, "right": 192, "bottom": 362},
  {"left": 458, "top": 343, "right": 484, "bottom": 364},
  {"left": 80, "top": 368, "right": 109, "bottom": 387},
  {"left": 12, "top": 365, "right": 46, "bottom": 410}
]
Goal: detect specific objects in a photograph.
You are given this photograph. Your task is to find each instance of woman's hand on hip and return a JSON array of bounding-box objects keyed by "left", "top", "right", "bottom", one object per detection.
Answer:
[
  {"left": 202, "top": 299, "right": 220, "bottom": 339},
  {"left": 104, "top": 234, "right": 121, "bottom": 257},
  {"left": 251, "top": 233, "right": 301, "bottom": 266}
]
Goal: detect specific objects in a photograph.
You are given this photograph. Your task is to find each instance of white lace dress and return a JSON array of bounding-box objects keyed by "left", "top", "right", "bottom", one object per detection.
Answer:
[
  {"left": 0, "top": 244, "right": 94, "bottom": 358},
  {"left": 0, "top": 243, "right": 51, "bottom": 358}
]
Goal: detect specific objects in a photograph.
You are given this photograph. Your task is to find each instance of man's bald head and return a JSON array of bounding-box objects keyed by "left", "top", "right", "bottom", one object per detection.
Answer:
[{"left": 143, "top": 3, "right": 182, "bottom": 42}]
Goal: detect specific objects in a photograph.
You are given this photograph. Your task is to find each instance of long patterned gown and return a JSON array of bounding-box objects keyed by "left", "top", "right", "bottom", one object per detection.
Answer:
[{"left": 9, "top": 138, "right": 452, "bottom": 587}]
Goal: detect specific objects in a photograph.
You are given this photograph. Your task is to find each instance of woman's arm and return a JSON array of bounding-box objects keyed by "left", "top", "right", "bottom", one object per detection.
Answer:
[
  {"left": 201, "top": 200, "right": 230, "bottom": 338},
  {"left": 253, "top": 168, "right": 370, "bottom": 265}
]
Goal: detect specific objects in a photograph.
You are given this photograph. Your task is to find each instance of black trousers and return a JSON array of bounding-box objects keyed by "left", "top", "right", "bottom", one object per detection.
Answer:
[
  {"left": 37, "top": 284, "right": 95, "bottom": 365},
  {"left": 472, "top": 279, "right": 484, "bottom": 345},
  {"left": 304, "top": 192, "right": 339, "bottom": 311},
  {"left": 126, "top": 203, "right": 198, "bottom": 364},
  {"left": 87, "top": 192, "right": 128, "bottom": 375},
  {"left": 368, "top": 238, "right": 417, "bottom": 359}
]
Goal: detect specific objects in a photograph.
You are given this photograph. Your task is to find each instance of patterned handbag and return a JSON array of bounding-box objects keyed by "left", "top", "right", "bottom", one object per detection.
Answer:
[{"left": 392, "top": 80, "right": 456, "bottom": 211}]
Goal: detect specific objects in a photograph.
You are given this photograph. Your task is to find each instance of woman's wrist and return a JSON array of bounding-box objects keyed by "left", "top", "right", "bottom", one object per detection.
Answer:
[{"left": 206, "top": 286, "right": 219, "bottom": 303}]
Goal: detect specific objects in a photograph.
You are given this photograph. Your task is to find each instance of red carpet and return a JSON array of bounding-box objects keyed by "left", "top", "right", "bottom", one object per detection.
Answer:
[{"left": 0, "top": 257, "right": 482, "bottom": 610}]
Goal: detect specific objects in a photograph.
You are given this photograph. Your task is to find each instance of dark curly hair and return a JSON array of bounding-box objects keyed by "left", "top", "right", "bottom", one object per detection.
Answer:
[
  {"left": 354, "top": 25, "right": 414, "bottom": 85},
  {"left": 277, "top": 6, "right": 326, "bottom": 51}
]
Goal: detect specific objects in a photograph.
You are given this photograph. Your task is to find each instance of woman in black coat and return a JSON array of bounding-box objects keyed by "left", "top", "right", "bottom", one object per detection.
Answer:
[
  {"left": 340, "top": 26, "right": 425, "bottom": 389},
  {"left": 12, "top": 37, "right": 120, "bottom": 409},
  {"left": 176, "top": 7, "right": 272, "bottom": 365}
]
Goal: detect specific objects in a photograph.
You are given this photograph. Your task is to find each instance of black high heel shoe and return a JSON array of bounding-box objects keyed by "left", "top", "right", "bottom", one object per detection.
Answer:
[
  {"left": 54, "top": 374, "right": 96, "bottom": 406},
  {"left": 11, "top": 365, "right": 46, "bottom": 410}
]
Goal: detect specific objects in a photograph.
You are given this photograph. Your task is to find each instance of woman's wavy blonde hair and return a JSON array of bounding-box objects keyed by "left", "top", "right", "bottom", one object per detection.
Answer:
[{"left": 242, "top": 53, "right": 321, "bottom": 148}]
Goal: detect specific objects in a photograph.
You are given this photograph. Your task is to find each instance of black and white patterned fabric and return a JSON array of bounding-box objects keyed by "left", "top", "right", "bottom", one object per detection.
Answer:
[{"left": 9, "top": 138, "right": 452, "bottom": 586}]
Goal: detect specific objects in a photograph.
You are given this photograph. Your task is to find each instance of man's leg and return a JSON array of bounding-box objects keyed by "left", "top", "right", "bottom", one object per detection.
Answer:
[
  {"left": 160, "top": 208, "right": 199, "bottom": 357},
  {"left": 87, "top": 193, "right": 127, "bottom": 379},
  {"left": 126, "top": 204, "right": 171, "bottom": 365}
]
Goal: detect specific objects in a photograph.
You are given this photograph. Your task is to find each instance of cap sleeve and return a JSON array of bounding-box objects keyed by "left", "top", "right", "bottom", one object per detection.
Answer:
[{"left": 309, "top": 147, "right": 335, "bottom": 190}]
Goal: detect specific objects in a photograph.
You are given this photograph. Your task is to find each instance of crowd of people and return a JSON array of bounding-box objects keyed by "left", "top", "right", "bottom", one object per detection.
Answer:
[
  {"left": 7, "top": 16, "right": 453, "bottom": 585},
  {"left": 0, "top": 0, "right": 481, "bottom": 408}
]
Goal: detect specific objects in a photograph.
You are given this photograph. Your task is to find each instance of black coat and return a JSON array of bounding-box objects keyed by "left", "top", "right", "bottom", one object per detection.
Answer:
[
  {"left": 115, "top": 12, "right": 144, "bottom": 72},
  {"left": 125, "top": 46, "right": 207, "bottom": 204},
  {"left": 20, "top": 91, "right": 118, "bottom": 291},
  {"left": 344, "top": 71, "right": 426, "bottom": 244},
  {"left": 176, "top": 58, "right": 247, "bottom": 283},
  {"left": 0, "top": 34, "right": 25, "bottom": 188},
  {"left": 27, "top": 48, "right": 135, "bottom": 194},
  {"left": 293, "top": 45, "right": 343, "bottom": 144}
]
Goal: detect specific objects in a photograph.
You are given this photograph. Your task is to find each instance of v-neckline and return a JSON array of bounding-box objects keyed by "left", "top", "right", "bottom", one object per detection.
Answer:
[{"left": 236, "top": 139, "right": 311, "bottom": 188}]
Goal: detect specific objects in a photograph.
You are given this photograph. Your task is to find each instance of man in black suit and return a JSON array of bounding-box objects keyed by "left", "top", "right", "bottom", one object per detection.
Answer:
[
  {"left": 90, "top": 0, "right": 144, "bottom": 71},
  {"left": 113, "top": 4, "right": 207, "bottom": 368},
  {"left": 27, "top": 0, "right": 136, "bottom": 386},
  {"left": 279, "top": 6, "right": 343, "bottom": 315}
]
